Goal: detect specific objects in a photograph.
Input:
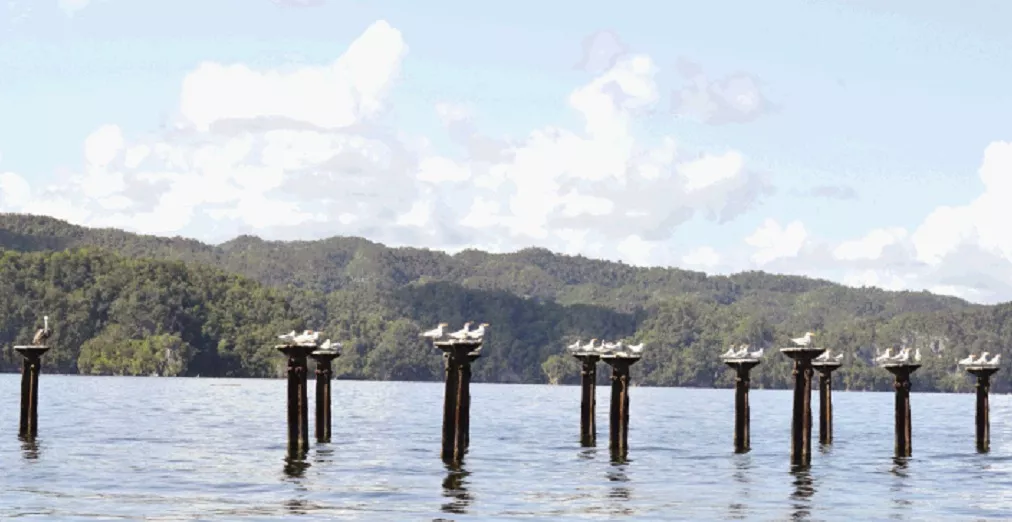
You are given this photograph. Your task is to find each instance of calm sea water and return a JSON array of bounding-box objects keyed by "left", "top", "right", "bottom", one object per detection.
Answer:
[{"left": 1, "top": 375, "right": 1011, "bottom": 521}]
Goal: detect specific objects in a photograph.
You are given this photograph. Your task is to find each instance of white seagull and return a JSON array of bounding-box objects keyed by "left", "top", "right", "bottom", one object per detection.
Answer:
[
  {"left": 874, "top": 348, "right": 893, "bottom": 363},
  {"left": 278, "top": 330, "right": 297, "bottom": 343},
  {"left": 318, "top": 339, "right": 341, "bottom": 351},
  {"left": 833, "top": 353, "right": 844, "bottom": 361},
  {"left": 748, "top": 347, "right": 764, "bottom": 359},
  {"left": 791, "top": 332, "right": 815, "bottom": 347},
  {"left": 465, "top": 323, "right": 490, "bottom": 341},
  {"left": 448, "top": 322, "right": 473, "bottom": 341},
  {"left": 567, "top": 340, "right": 582, "bottom": 352},
  {"left": 815, "top": 349, "right": 832, "bottom": 361},
  {"left": 733, "top": 344, "right": 750, "bottom": 358},
  {"left": 420, "top": 323, "right": 449, "bottom": 339},
  {"left": 914, "top": 348, "right": 922, "bottom": 363},
  {"left": 988, "top": 354, "right": 1002, "bottom": 366},
  {"left": 721, "top": 347, "right": 737, "bottom": 358},
  {"left": 604, "top": 341, "right": 625, "bottom": 351},
  {"left": 958, "top": 354, "right": 977, "bottom": 365},
  {"left": 975, "top": 352, "right": 991, "bottom": 365},
  {"left": 582, "top": 339, "right": 599, "bottom": 352},
  {"left": 627, "top": 343, "right": 644, "bottom": 355}
]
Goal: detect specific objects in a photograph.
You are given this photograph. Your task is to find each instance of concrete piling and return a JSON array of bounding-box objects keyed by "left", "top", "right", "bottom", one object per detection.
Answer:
[
  {"left": 435, "top": 340, "right": 482, "bottom": 463},
  {"left": 723, "top": 358, "right": 760, "bottom": 453},
  {"left": 276, "top": 344, "right": 316, "bottom": 457},
  {"left": 601, "top": 354, "right": 641, "bottom": 461},
  {"left": 812, "top": 360, "right": 842, "bottom": 445},
  {"left": 572, "top": 353, "right": 601, "bottom": 447},
  {"left": 14, "top": 345, "right": 50, "bottom": 440},
  {"left": 965, "top": 366, "right": 998, "bottom": 453},
  {"left": 781, "top": 347, "right": 825, "bottom": 467},
  {"left": 883, "top": 363, "right": 920, "bottom": 458},
  {"left": 309, "top": 349, "right": 341, "bottom": 443}
]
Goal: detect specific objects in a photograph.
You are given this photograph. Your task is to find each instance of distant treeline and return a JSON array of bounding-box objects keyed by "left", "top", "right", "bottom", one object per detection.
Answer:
[{"left": 0, "top": 213, "right": 1008, "bottom": 393}]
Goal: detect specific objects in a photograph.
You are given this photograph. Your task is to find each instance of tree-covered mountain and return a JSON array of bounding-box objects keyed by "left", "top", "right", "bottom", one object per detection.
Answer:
[{"left": 0, "top": 212, "right": 1006, "bottom": 393}]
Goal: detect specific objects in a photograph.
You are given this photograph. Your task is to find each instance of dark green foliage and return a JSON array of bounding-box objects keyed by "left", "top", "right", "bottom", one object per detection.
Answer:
[{"left": 0, "top": 213, "right": 1007, "bottom": 392}]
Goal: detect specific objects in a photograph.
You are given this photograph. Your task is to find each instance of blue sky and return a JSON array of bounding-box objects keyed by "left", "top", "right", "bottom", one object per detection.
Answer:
[{"left": 2, "top": 0, "right": 1012, "bottom": 302}]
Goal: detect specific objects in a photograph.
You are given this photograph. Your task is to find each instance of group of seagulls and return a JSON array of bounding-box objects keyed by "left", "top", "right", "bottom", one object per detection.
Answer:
[
  {"left": 720, "top": 344, "right": 764, "bottom": 360},
  {"left": 567, "top": 338, "right": 645, "bottom": 358},
  {"left": 814, "top": 349, "right": 845, "bottom": 363},
  {"left": 957, "top": 352, "right": 1001, "bottom": 367},
  {"left": 420, "top": 322, "right": 490, "bottom": 343},
  {"left": 873, "top": 347, "right": 922, "bottom": 365},
  {"left": 278, "top": 330, "right": 341, "bottom": 351}
]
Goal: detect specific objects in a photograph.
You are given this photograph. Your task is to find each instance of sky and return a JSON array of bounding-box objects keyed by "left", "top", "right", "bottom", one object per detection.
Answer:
[{"left": 2, "top": 1, "right": 1012, "bottom": 303}]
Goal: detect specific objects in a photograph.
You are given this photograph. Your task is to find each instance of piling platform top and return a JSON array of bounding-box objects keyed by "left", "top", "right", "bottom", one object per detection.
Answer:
[
  {"left": 570, "top": 351, "right": 602, "bottom": 359},
  {"left": 13, "top": 345, "right": 50, "bottom": 357},
  {"left": 309, "top": 348, "right": 341, "bottom": 360},
  {"left": 600, "top": 352, "right": 642, "bottom": 360},
  {"left": 812, "top": 359, "right": 843, "bottom": 370},
  {"left": 722, "top": 357, "right": 761, "bottom": 366},
  {"left": 779, "top": 346, "right": 826, "bottom": 359},
  {"left": 964, "top": 364, "right": 1000, "bottom": 374},
  {"left": 433, "top": 339, "right": 483, "bottom": 348}
]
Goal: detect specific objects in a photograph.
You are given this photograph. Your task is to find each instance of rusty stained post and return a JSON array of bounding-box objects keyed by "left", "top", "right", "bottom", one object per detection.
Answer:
[
  {"left": 602, "top": 354, "right": 641, "bottom": 460},
  {"left": 14, "top": 345, "right": 50, "bottom": 440},
  {"left": 572, "top": 353, "right": 601, "bottom": 447},
  {"left": 436, "top": 340, "right": 482, "bottom": 464},
  {"left": 884, "top": 363, "right": 920, "bottom": 458},
  {"left": 723, "top": 358, "right": 760, "bottom": 454},
  {"left": 966, "top": 366, "right": 998, "bottom": 453},
  {"left": 309, "top": 349, "right": 341, "bottom": 443},
  {"left": 812, "top": 360, "right": 842, "bottom": 445},
  {"left": 780, "top": 347, "right": 825, "bottom": 467},
  {"left": 277, "top": 344, "right": 315, "bottom": 457}
]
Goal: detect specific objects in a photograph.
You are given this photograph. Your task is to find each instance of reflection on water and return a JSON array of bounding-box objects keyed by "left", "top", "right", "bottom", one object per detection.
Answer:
[
  {"left": 890, "top": 458, "right": 912, "bottom": 519},
  {"left": 283, "top": 454, "right": 310, "bottom": 479},
  {"left": 578, "top": 447, "right": 598, "bottom": 461},
  {"left": 729, "top": 455, "right": 752, "bottom": 519},
  {"left": 789, "top": 467, "right": 815, "bottom": 521},
  {"left": 606, "top": 459, "right": 633, "bottom": 515},
  {"left": 441, "top": 462, "right": 472, "bottom": 515},
  {"left": 19, "top": 436, "right": 39, "bottom": 461}
]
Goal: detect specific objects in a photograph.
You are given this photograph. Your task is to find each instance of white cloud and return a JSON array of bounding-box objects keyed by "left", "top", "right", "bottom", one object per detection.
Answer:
[
  {"left": 745, "top": 218, "right": 807, "bottom": 265},
  {"left": 58, "top": 0, "right": 90, "bottom": 17},
  {"left": 682, "top": 246, "right": 720, "bottom": 269},
  {"left": 833, "top": 228, "right": 907, "bottom": 261}
]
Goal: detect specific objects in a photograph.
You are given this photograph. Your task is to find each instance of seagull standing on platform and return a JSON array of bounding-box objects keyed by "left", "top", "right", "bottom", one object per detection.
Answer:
[
  {"left": 448, "top": 322, "right": 473, "bottom": 341},
  {"left": 32, "top": 316, "right": 51, "bottom": 345},
  {"left": 748, "top": 347, "right": 764, "bottom": 359},
  {"left": 815, "top": 349, "right": 831, "bottom": 361},
  {"left": 567, "top": 340, "right": 582, "bottom": 352},
  {"left": 627, "top": 343, "right": 644, "bottom": 355},
  {"left": 975, "top": 352, "right": 991, "bottom": 365},
  {"left": 318, "top": 339, "right": 341, "bottom": 351},
  {"left": 988, "top": 354, "right": 1001, "bottom": 366},
  {"left": 874, "top": 348, "right": 893, "bottom": 363},
  {"left": 791, "top": 332, "right": 815, "bottom": 347},
  {"left": 466, "top": 323, "right": 489, "bottom": 341},
  {"left": 721, "top": 346, "right": 737, "bottom": 358},
  {"left": 914, "top": 348, "right": 921, "bottom": 363},
  {"left": 420, "top": 323, "right": 449, "bottom": 339},
  {"left": 833, "top": 353, "right": 844, "bottom": 361},
  {"left": 958, "top": 354, "right": 976, "bottom": 365},
  {"left": 582, "top": 338, "right": 599, "bottom": 352},
  {"left": 733, "top": 344, "right": 750, "bottom": 358}
]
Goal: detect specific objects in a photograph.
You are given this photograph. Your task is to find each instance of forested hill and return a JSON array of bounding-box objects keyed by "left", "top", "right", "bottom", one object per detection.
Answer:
[{"left": 0, "top": 212, "right": 1007, "bottom": 393}]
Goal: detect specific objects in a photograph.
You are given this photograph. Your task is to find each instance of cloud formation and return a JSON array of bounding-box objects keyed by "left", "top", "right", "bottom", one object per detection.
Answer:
[
  {"left": 671, "top": 58, "right": 774, "bottom": 125},
  {"left": 0, "top": 19, "right": 773, "bottom": 268}
]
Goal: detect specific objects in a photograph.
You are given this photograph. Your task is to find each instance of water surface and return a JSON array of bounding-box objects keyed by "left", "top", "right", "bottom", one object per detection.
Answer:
[{"left": 1, "top": 375, "right": 1011, "bottom": 520}]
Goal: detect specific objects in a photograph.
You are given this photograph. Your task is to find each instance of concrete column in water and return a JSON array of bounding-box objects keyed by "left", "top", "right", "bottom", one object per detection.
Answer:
[
  {"left": 572, "top": 353, "right": 601, "bottom": 447},
  {"left": 602, "top": 354, "right": 641, "bottom": 460},
  {"left": 780, "top": 346, "right": 825, "bottom": 467},
  {"left": 966, "top": 366, "right": 998, "bottom": 453},
  {"left": 435, "top": 340, "right": 482, "bottom": 463},
  {"left": 884, "top": 363, "right": 920, "bottom": 458},
  {"left": 309, "top": 349, "right": 341, "bottom": 443},
  {"left": 812, "top": 360, "right": 842, "bottom": 445},
  {"left": 14, "top": 345, "right": 50, "bottom": 440},
  {"left": 276, "top": 344, "right": 315, "bottom": 456},
  {"left": 723, "top": 358, "right": 760, "bottom": 454}
]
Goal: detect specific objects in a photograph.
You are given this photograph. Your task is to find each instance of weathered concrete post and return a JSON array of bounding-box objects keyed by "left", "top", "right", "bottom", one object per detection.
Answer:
[
  {"left": 883, "top": 363, "right": 920, "bottom": 458},
  {"left": 812, "top": 360, "right": 842, "bottom": 445},
  {"left": 723, "top": 358, "right": 760, "bottom": 453},
  {"left": 14, "top": 345, "right": 50, "bottom": 440},
  {"left": 781, "top": 346, "right": 825, "bottom": 467},
  {"left": 434, "top": 340, "right": 482, "bottom": 463},
  {"left": 965, "top": 365, "right": 998, "bottom": 453},
  {"left": 309, "top": 348, "right": 341, "bottom": 443},
  {"left": 276, "top": 343, "right": 316, "bottom": 457},
  {"left": 572, "top": 353, "right": 601, "bottom": 446},
  {"left": 601, "top": 354, "right": 641, "bottom": 460}
]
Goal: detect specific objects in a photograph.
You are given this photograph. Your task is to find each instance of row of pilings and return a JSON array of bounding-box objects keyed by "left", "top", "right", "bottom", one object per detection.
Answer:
[{"left": 8, "top": 338, "right": 1004, "bottom": 464}]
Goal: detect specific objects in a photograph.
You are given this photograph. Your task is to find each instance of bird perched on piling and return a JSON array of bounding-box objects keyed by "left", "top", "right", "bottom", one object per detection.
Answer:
[
  {"left": 420, "top": 323, "right": 449, "bottom": 339},
  {"left": 791, "top": 332, "right": 815, "bottom": 347},
  {"left": 874, "top": 348, "right": 893, "bottom": 364},
  {"left": 627, "top": 343, "right": 645, "bottom": 355},
  {"left": 567, "top": 340, "right": 582, "bottom": 352},
  {"left": 958, "top": 354, "right": 976, "bottom": 365},
  {"left": 32, "top": 315, "right": 51, "bottom": 346},
  {"left": 318, "top": 339, "right": 341, "bottom": 351},
  {"left": 465, "top": 323, "right": 490, "bottom": 341},
  {"left": 448, "top": 322, "right": 473, "bottom": 341},
  {"left": 974, "top": 352, "right": 991, "bottom": 365}
]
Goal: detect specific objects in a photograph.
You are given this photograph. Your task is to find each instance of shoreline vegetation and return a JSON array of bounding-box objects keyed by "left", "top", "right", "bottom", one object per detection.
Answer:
[{"left": 0, "top": 212, "right": 1007, "bottom": 393}]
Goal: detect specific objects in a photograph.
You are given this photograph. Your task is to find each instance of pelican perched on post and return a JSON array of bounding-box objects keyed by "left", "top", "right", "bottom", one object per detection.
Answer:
[
  {"left": 791, "top": 332, "right": 815, "bottom": 347},
  {"left": 421, "top": 323, "right": 449, "bottom": 339},
  {"left": 32, "top": 316, "right": 51, "bottom": 346}
]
